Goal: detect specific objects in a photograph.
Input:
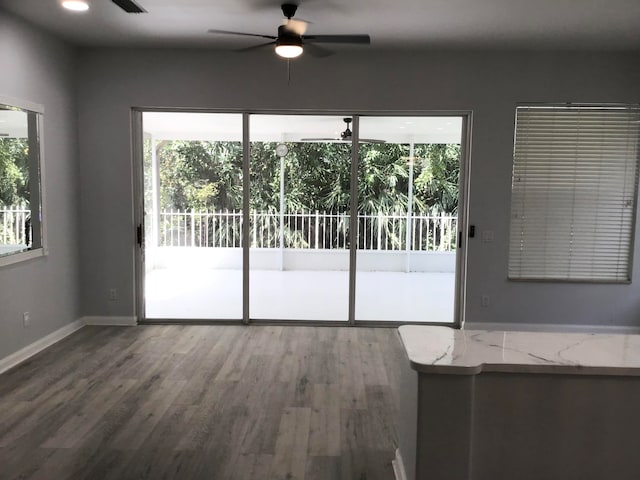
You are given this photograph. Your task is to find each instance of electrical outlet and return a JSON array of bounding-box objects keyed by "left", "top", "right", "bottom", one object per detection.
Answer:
[
  {"left": 109, "top": 288, "right": 118, "bottom": 301},
  {"left": 481, "top": 295, "right": 490, "bottom": 307},
  {"left": 23, "top": 312, "right": 30, "bottom": 328}
]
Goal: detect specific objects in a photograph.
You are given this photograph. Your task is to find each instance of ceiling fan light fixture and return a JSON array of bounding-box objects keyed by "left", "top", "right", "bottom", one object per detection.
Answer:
[
  {"left": 275, "top": 42, "right": 303, "bottom": 58},
  {"left": 61, "top": 0, "right": 90, "bottom": 11},
  {"left": 207, "top": 4, "right": 368, "bottom": 60}
]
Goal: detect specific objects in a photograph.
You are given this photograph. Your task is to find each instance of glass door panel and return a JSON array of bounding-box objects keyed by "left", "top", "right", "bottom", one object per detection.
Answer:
[
  {"left": 354, "top": 116, "right": 462, "bottom": 323},
  {"left": 142, "top": 112, "right": 243, "bottom": 320},
  {"left": 249, "top": 114, "right": 351, "bottom": 321}
]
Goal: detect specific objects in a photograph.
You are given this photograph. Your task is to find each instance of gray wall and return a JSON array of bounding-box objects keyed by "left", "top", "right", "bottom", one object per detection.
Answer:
[
  {"left": 0, "top": 11, "right": 80, "bottom": 358},
  {"left": 76, "top": 47, "right": 640, "bottom": 327}
]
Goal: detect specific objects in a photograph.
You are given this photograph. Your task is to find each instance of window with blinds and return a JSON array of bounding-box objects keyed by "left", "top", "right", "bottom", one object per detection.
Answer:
[{"left": 508, "top": 105, "right": 640, "bottom": 282}]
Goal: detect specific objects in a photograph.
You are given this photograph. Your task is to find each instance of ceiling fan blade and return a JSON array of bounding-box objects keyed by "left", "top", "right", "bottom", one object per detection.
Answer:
[
  {"left": 304, "top": 43, "right": 334, "bottom": 58},
  {"left": 302, "top": 118, "right": 384, "bottom": 144},
  {"left": 237, "top": 41, "right": 276, "bottom": 52},
  {"left": 300, "top": 138, "right": 386, "bottom": 143},
  {"left": 283, "top": 19, "right": 308, "bottom": 36},
  {"left": 112, "top": 0, "right": 146, "bottom": 13},
  {"left": 340, "top": 135, "right": 387, "bottom": 144},
  {"left": 303, "top": 34, "right": 371, "bottom": 44},
  {"left": 207, "top": 29, "right": 276, "bottom": 40},
  {"left": 300, "top": 138, "right": 340, "bottom": 142}
]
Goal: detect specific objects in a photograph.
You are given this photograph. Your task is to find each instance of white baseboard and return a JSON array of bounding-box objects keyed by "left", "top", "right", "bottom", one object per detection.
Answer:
[
  {"left": 0, "top": 319, "right": 84, "bottom": 375},
  {"left": 465, "top": 321, "right": 640, "bottom": 335},
  {"left": 82, "top": 316, "right": 138, "bottom": 326},
  {"left": 392, "top": 448, "right": 408, "bottom": 480}
]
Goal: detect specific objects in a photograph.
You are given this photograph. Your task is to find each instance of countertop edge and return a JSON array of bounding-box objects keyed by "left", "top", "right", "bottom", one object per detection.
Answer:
[
  {"left": 408, "top": 360, "right": 640, "bottom": 377},
  {"left": 399, "top": 325, "right": 640, "bottom": 377}
]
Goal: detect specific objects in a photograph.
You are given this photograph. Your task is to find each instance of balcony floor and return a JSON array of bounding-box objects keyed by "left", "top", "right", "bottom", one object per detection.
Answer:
[{"left": 145, "top": 268, "right": 455, "bottom": 323}]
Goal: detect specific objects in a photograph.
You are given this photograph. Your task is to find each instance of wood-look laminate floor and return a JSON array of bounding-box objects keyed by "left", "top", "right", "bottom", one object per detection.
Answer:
[{"left": 0, "top": 325, "right": 405, "bottom": 480}]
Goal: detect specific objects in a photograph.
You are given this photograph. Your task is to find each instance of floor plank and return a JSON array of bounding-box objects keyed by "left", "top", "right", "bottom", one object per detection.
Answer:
[
  {"left": 308, "top": 383, "right": 341, "bottom": 456},
  {"left": 271, "top": 407, "right": 312, "bottom": 480},
  {"left": 0, "top": 325, "right": 401, "bottom": 479}
]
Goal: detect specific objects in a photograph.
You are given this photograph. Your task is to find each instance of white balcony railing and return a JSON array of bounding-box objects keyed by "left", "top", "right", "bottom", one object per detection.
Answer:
[
  {"left": 0, "top": 205, "right": 30, "bottom": 246},
  {"left": 2, "top": 206, "right": 458, "bottom": 252},
  {"left": 153, "top": 209, "right": 457, "bottom": 252}
]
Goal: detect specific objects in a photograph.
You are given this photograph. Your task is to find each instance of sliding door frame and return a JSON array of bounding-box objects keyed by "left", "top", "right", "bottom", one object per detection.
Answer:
[
  {"left": 132, "top": 108, "right": 471, "bottom": 328},
  {"left": 242, "top": 113, "right": 250, "bottom": 325},
  {"left": 347, "top": 116, "right": 360, "bottom": 326},
  {"left": 132, "top": 110, "right": 145, "bottom": 325},
  {"left": 350, "top": 112, "right": 472, "bottom": 328}
]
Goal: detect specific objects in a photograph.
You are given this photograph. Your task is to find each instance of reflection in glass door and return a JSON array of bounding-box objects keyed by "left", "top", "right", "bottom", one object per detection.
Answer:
[
  {"left": 354, "top": 116, "right": 463, "bottom": 323},
  {"left": 142, "top": 112, "right": 243, "bottom": 320},
  {"left": 248, "top": 115, "right": 352, "bottom": 321}
]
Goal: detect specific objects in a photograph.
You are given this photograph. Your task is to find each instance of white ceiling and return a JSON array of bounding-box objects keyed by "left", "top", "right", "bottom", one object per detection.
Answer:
[
  {"left": 0, "top": 110, "right": 28, "bottom": 138},
  {"left": 142, "top": 112, "right": 463, "bottom": 143},
  {"left": 2, "top": 0, "right": 640, "bottom": 50}
]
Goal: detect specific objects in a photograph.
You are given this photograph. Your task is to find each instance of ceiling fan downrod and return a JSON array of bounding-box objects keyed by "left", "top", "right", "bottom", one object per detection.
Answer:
[
  {"left": 281, "top": 3, "right": 298, "bottom": 19},
  {"left": 341, "top": 118, "right": 353, "bottom": 140}
]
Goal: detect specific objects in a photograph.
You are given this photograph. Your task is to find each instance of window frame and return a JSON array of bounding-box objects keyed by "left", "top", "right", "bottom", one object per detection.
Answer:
[
  {"left": 507, "top": 103, "right": 640, "bottom": 283},
  {"left": 0, "top": 95, "right": 47, "bottom": 268}
]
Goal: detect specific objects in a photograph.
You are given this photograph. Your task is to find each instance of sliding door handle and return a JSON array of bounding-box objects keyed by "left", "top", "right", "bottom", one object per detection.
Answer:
[{"left": 136, "top": 224, "right": 143, "bottom": 247}]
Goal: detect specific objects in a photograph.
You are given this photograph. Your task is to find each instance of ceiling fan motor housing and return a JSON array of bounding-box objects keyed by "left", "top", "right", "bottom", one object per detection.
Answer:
[
  {"left": 277, "top": 25, "right": 303, "bottom": 47},
  {"left": 341, "top": 118, "right": 353, "bottom": 140}
]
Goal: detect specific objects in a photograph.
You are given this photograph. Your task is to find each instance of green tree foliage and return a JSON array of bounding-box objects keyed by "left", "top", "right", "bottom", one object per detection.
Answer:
[
  {"left": 152, "top": 140, "right": 460, "bottom": 214},
  {"left": 249, "top": 142, "right": 281, "bottom": 212},
  {"left": 0, "top": 138, "right": 29, "bottom": 207},
  {"left": 283, "top": 142, "right": 351, "bottom": 212},
  {"left": 414, "top": 144, "right": 461, "bottom": 214},
  {"left": 158, "top": 141, "right": 243, "bottom": 211},
  {"left": 358, "top": 143, "right": 410, "bottom": 214}
]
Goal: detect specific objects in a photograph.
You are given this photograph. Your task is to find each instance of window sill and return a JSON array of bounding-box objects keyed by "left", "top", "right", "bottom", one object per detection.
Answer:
[{"left": 0, "top": 247, "right": 46, "bottom": 268}]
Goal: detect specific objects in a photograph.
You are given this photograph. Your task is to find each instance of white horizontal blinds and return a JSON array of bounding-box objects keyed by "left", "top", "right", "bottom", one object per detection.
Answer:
[{"left": 509, "top": 106, "right": 640, "bottom": 282}]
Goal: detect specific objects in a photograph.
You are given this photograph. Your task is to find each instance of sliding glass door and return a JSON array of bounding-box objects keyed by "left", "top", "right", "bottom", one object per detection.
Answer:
[
  {"left": 137, "top": 111, "right": 466, "bottom": 325},
  {"left": 248, "top": 115, "right": 351, "bottom": 321},
  {"left": 142, "top": 112, "right": 243, "bottom": 320},
  {"left": 355, "top": 116, "right": 462, "bottom": 323}
]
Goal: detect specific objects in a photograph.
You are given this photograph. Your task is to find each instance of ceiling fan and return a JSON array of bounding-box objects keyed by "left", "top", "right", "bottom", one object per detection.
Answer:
[
  {"left": 208, "top": 3, "right": 371, "bottom": 58},
  {"left": 111, "top": 0, "right": 146, "bottom": 14},
  {"left": 301, "top": 118, "right": 386, "bottom": 144}
]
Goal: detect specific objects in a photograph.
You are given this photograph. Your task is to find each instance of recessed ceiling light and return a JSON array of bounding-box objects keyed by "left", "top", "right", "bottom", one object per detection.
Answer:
[{"left": 61, "top": 1, "right": 90, "bottom": 12}]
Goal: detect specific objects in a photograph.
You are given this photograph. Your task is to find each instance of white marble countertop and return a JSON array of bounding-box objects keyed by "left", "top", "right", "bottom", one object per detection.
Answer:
[{"left": 398, "top": 325, "right": 640, "bottom": 376}]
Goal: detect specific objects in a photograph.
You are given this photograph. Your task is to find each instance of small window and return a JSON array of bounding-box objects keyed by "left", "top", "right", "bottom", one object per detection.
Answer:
[
  {"left": 0, "top": 99, "right": 45, "bottom": 265},
  {"left": 508, "top": 105, "right": 640, "bottom": 282}
]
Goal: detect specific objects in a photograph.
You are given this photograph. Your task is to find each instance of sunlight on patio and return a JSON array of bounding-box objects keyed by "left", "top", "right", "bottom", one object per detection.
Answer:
[{"left": 145, "top": 268, "right": 455, "bottom": 322}]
